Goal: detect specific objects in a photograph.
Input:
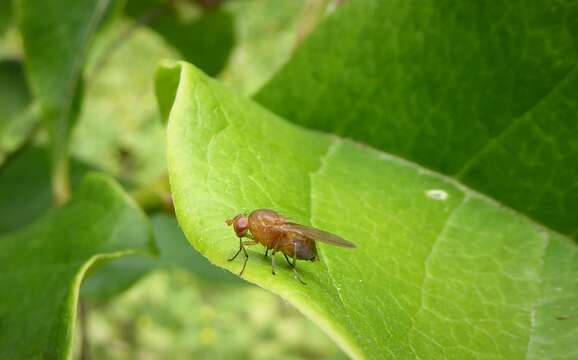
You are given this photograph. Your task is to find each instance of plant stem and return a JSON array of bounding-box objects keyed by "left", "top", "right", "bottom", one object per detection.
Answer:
[{"left": 52, "top": 154, "right": 71, "bottom": 205}]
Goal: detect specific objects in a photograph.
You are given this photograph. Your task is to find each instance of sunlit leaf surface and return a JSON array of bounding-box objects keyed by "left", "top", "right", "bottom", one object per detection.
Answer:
[{"left": 159, "top": 62, "right": 578, "bottom": 359}]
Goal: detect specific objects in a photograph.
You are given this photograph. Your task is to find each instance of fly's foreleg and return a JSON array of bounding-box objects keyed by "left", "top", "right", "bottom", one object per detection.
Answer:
[
  {"left": 227, "top": 238, "right": 244, "bottom": 262},
  {"left": 228, "top": 238, "right": 257, "bottom": 276}
]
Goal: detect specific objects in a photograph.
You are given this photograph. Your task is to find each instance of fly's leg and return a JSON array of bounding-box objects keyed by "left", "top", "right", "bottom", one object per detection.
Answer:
[
  {"left": 227, "top": 238, "right": 243, "bottom": 262},
  {"left": 270, "top": 239, "right": 283, "bottom": 275},
  {"left": 228, "top": 238, "right": 257, "bottom": 276},
  {"left": 239, "top": 246, "right": 249, "bottom": 276},
  {"left": 283, "top": 253, "right": 292, "bottom": 267},
  {"left": 292, "top": 243, "right": 306, "bottom": 285},
  {"left": 271, "top": 250, "right": 277, "bottom": 275},
  {"left": 228, "top": 238, "right": 257, "bottom": 261},
  {"left": 264, "top": 248, "right": 269, "bottom": 258}
]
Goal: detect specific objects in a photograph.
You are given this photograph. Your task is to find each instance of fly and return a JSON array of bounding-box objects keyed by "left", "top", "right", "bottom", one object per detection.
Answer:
[{"left": 226, "top": 208, "right": 355, "bottom": 284}]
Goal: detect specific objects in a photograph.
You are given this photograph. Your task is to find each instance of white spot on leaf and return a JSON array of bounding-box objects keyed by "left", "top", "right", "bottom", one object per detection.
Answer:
[{"left": 426, "top": 189, "right": 448, "bottom": 201}]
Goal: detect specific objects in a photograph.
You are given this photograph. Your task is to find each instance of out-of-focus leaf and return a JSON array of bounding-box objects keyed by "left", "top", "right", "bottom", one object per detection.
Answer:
[
  {"left": 86, "top": 270, "right": 346, "bottom": 359},
  {"left": 151, "top": 213, "right": 239, "bottom": 282},
  {"left": 15, "top": 0, "right": 113, "bottom": 198},
  {"left": 0, "top": 147, "right": 91, "bottom": 234},
  {"left": 0, "top": 174, "right": 154, "bottom": 359},
  {"left": 0, "top": 0, "right": 13, "bottom": 36},
  {"left": 73, "top": 21, "right": 175, "bottom": 184},
  {"left": 256, "top": 0, "right": 578, "bottom": 238},
  {"left": 125, "top": 0, "right": 234, "bottom": 76},
  {"left": 158, "top": 61, "right": 578, "bottom": 359},
  {"left": 149, "top": 8, "right": 234, "bottom": 77},
  {"left": 0, "top": 59, "right": 37, "bottom": 166},
  {"left": 0, "top": 60, "right": 29, "bottom": 120},
  {"left": 220, "top": 0, "right": 312, "bottom": 95},
  {"left": 0, "top": 145, "right": 236, "bottom": 301},
  {"left": 82, "top": 213, "right": 241, "bottom": 300}
]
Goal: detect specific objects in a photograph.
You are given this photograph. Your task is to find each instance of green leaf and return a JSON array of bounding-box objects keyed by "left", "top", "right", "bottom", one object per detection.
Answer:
[
  {"left": 0, "top": 146, "right": 91, "bottom": 234},
  {"left": 256, "top": 0, "right": 578, "bottom": 239},
  {"left": 0, "top": 0, "right": 13, "bottom": 36},
  {"left": 0, "top": 59, "right": 37, "bottom": 166},
  {"left": 0, "top": 173, "right": 154, "bottom": 359},
  {"left": 159, "top": 62, "right": 578, "bottom": 359},
  {"left": 73, "top": 19, "right": 175, "bottom": 184},
  {"left": 125, "top": 1, "right": 234, "bottom": 77},
  {"left": 0, "top": 145, "right": 236, "bottom": 301},
  {"left": 219, "top": 0, "right": 315, "bottom": 96},
  {"left": 81, "top": 213, "right": 241, "bottom": 300},
  {"left": 15, "top": 0, "right": 113, "bottom": 199}
]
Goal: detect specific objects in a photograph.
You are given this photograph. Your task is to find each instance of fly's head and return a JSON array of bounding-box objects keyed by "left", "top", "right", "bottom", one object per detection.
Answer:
[{"left": 226, "top": 214, "right": 249, "bottom": 238}]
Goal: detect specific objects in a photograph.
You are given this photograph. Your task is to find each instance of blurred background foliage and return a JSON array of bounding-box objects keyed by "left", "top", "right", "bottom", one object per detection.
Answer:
[{"left": 0, "top": 0, "right": 348, "bottom": 358}]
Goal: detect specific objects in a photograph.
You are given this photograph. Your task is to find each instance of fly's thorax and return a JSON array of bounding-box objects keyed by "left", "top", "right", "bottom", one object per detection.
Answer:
[
  {"left": 248, "top": 209, "right": 286, "bottom": 247},
  {"left": 248, "top": 209, "right": 286, "bottom": 225}
]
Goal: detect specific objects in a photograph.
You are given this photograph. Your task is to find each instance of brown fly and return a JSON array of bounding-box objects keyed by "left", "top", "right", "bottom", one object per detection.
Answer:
[{"left": 226, "top": 208, "right": 355, "bottom": 284}]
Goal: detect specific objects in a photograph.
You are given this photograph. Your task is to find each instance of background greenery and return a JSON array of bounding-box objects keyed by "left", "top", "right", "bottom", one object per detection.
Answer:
[
  {"left": 1, "top": 0, "right": 344, "bottom": 359},
  {"left": 0, "top": 0, "right": 576, "bottom": 359}
]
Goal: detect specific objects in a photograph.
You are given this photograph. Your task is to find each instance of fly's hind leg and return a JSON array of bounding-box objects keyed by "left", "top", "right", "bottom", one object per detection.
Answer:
[
  {"left": 270, "top": 240, "right": 283, "bottom": 275},
  {"left": 291, "top": 243, "right": 306, "bottom": 285},
  {"left": 271, "top": 250, "right": 277, "bottom": 275},
  {"left": 228, "top": 238, "right": 257, "bottom": 276}
]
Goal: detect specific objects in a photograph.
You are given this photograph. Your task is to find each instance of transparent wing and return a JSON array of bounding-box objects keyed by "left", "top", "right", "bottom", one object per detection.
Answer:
[{"left": 280, "top": 222, "right": 356, "bottom": 248}]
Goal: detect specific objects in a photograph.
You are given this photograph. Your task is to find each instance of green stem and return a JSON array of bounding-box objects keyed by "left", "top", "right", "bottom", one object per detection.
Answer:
[{"left": 52, "top": 154, "right": 71, "bottom": 205}]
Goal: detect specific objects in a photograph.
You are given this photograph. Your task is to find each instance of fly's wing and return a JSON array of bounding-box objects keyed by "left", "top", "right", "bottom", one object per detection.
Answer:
[{"left": 280, "top": 222, "right": 356, "bottom": 248}]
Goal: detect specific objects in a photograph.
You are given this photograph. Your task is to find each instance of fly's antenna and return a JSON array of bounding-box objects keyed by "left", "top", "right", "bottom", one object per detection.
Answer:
[{"left": 226, "top": 214, "right": 243, "bottom": 226}]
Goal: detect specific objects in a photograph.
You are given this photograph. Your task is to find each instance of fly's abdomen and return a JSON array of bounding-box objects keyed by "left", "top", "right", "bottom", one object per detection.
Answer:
[
  {"left": 279, "top": 233, "right": 318, "bottom": 261},
  {"left": 294, "top": 239, "right": 318, "bottom": 261}
]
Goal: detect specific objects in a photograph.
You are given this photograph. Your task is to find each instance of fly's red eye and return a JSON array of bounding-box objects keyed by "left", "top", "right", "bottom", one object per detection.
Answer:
[
  {"left": 233, "top": 216, "right": 249, "bottom": 236},
  {"left": 237, "top": 217, "right": 248, "bottom": 229}
]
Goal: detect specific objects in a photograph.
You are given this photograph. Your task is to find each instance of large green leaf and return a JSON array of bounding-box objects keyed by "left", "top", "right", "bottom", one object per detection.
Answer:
[
  {"left": 15, "top": 0, "right": 113, "bottom": 199},
  {"left": 256, "top": 0, "right": 578, "bottom": 239},
  {"left": 0, "top": 173, "right": 154, "bottom": 359},
  {"left": 159, "top": 62, "right": 578, "bottom": 359}
]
